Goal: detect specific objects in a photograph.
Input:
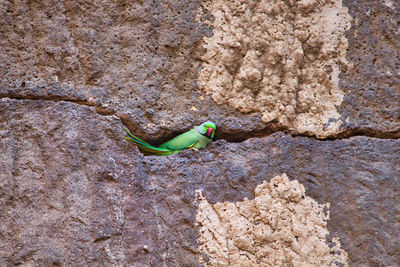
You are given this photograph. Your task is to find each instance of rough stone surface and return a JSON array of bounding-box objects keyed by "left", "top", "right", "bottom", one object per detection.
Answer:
[
  {"left": 0, "top": 0, "right": 398, "bottom": 140},
  {"left": 196, "top": 174, "right": 348, "bottom": 266},
  {"left": 198, "top": 0, "right": 352, "bottom": 138},
  {"left": 0, "top": 0, "right": 399, "bottom": 266},
  {"left": 339, "top": 0, "right": 400, "bottom": 138},
  {"left": 1, "top": 98, "right": 399, "bottom": 266},
  {"left": 0, "top": 98, "right": 130, "bottom": 266},
  {"left": 0, "top": 0, "right": 267, "bottom": 143}
]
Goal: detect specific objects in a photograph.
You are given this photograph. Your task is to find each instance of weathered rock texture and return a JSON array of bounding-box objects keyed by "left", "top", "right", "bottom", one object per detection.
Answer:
[
  {"left": 339, "top": 0, "right": 400, "bottom": 138},
  {"left": 1, "top": 98, "right": 399, "bottom": 266},
  {"left": 0, "top": 0, "right": 268, "bottom": 143},
  {"left": 0, "top": 99, "right": 128, "bottom": 266},
  {"left": 196, "top": 174, "right": 348, "bottom": 266},
  {"left": 198, "top": 0, "right": 352, "bottom": 138},
  {"left": 0, "top": 0, "right": 399, "bottom": 266},
  {"left": 0, "top": 0, "right": 398, "bottom": 140}
]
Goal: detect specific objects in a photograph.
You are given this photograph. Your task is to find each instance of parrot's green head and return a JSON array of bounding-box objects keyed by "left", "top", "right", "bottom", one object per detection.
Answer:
[{"left": 198, "top": 121, "right": 216, "bottom": 139}]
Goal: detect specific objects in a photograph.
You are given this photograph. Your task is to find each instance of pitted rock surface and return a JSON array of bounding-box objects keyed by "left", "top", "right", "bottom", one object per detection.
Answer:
[
  {"left": 0, "top": 0, "right": 399, "bottom": 266},
  {"left": 0, "top": 0, "right": 398, "bottom": 139},
  {"left": 339, "top": 0, "right": 400, "bottom": 138},
  {"left": 1, "top": 98, "right": 399, "bottom": 266},
  {"left": 198, "top": 0, "right": 352, "bottom": 138},
  {"left": 0, "top": 0, "right": 267, "bottom": 143},
  {"left": 196, "top": 174, "right": 348, "bottom": 266}
]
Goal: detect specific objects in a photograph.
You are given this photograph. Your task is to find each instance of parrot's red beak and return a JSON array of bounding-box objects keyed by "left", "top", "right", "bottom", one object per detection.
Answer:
[{"left": 206, "top": 127, "right": 213, "bottom": 138}]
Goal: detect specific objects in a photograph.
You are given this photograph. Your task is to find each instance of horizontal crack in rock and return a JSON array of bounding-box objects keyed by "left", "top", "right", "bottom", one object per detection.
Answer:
[
  {"left": 1, "top": 94, "right": 398, "bottom": 142},
  {"left": 93, "top": 236, "right": 111, "bottom": 243},
  {"left": 0, "top": 92, "right": 113, "bottom": 113}
]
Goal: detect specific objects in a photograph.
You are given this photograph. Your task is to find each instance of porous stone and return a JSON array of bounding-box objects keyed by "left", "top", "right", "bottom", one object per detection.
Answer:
[
  {"left": 196, "top": 174, "right": 348, "bottom": 266},
  {"left": 0, "top": 0, "right": 267, "bottom": 142},
  {"left": 338, "top": 0, "right": 400, "bottom": 138},
  {"left": 198, "top": 0, "right": 352, "bottom": 138},
  {"left": 0, "top": 0, "right": 398, "bottom": 140},
  {"left": 0, "top": 98, "right": 132, "bottom": 266},
  {"left": 0, "top": 98, "right": 399, "bottom": 266},
  {"left": 0, "top": 0, "right": 399, "bottom": 266}
]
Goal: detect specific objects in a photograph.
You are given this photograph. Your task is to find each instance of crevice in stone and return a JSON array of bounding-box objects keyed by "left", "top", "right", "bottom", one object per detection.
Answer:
[
  {"left": 1, "top": 94, "right": 398, "bottom": 144},
  {"left": 0, "top": 92, "right": 124, "bottom": 124},
  {"left": 330, "top": 127, "right": 400, "bottom": 140},
  {"left": 219, "top": 128, "right": 400, "bottom": 143},
  {"left": 93, "top": 235, "right": 111, "bottom": 243},
  {"left": 0, "top": 92, "right": 114, "bottom": 114}
]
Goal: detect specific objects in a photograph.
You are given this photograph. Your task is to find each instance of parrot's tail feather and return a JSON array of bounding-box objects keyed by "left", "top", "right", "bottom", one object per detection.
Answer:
[
  {"left": 123, "top": 135, "right": 152, "bottom": 148},
  {"left": 124, "top": 135, "right": 175, "bottom": 155},
  {"left": 123, "top": 136, "right": 157, "bottom": 150},
  {"left": 124, "top": 128, "right": 154, "bottom": 147}
]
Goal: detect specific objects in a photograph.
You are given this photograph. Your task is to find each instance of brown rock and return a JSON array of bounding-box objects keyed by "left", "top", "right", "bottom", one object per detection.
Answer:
[
  {"left": 0, "top": 98, "right": 131, "bottom": 266},
  {"left": 339, "top": 0, "right": 400, "bottom": 138},
  {"left": 0, "top": 0, "right": 266, "bottom": 142},
  {"left": 0, "top": 0, "right": 399, "bottom": 266},
  {"left": 0, "top": 98, "right": 399, "bottom": 266},
  {"left": 0, "top": 0, "right": 398, "bottom": 139}
]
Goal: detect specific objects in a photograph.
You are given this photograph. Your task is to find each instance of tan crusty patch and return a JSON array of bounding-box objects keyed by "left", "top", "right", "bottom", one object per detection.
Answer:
[
  {"left": 197, "top": 0, "right": 352, "bottom": 138},
  {"left": 196, "top": 174, "right": 348, "bottom": 266}
]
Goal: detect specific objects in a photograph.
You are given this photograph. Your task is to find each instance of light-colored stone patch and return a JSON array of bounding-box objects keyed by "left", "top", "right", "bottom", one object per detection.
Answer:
[
  {"left": 383, "top": 0, "right": 395, "bottom": 10},
  {"left": 196, "top": 174, "right": 348, "bottom": 266},
  {"left": 197, "top": 0, "right": 352, "bottom": 138}
]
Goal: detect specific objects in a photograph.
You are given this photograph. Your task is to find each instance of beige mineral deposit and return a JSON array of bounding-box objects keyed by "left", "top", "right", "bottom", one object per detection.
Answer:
[
  {"left": 198, "top": 0, "right": 352, "bottom": 138},
  {"left": 196, "top": 174, "right": 348, "bottom": 266}
]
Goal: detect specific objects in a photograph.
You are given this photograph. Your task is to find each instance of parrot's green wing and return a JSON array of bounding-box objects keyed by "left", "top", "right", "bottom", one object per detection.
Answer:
[{"left": 158, "top": 129, "right": 198, "bottom": 151}]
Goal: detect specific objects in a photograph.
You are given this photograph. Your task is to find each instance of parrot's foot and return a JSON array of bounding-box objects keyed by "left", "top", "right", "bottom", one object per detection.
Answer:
[{"left": 190, "top": 148, "right": 199, "bottom": 152}]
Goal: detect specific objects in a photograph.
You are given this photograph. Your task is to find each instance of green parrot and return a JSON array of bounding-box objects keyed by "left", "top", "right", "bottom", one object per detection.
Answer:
[{"left": 124, "top": 121, "right": 216, "bottom": 156}]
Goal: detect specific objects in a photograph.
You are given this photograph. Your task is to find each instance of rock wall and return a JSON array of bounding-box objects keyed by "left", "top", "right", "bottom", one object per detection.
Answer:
[{"left": 0, "top": 0, "right": 399, "bottom": 266}]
